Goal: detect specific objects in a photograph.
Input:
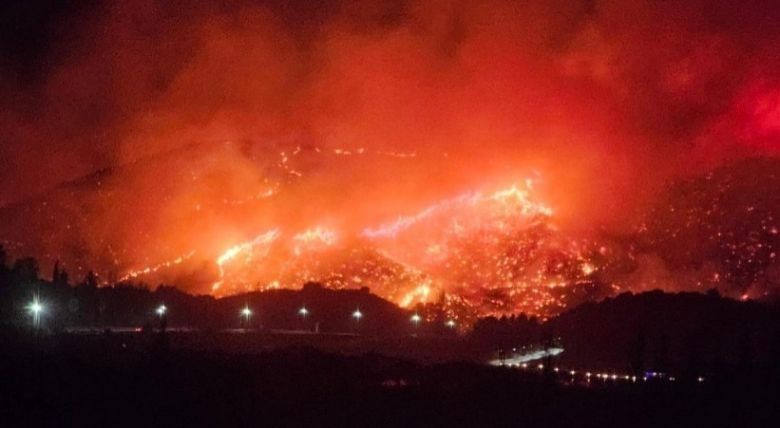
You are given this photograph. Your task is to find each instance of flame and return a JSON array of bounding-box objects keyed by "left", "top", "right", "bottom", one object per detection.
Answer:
[
  {"left": 212, "top": 229, "right": 280, "bottom": 292},
  {"left": 362, "top": 191, "right": 481, "bottom": 239},
  {"left": 292, "top": 226, "right": 337, "bottom": 255},
  {"left": 399, "top": 279, "right": 435, "bottom": 308},
  {"left": 117, "top": 251, "right": 196, "bottom": 282},
  {"left": 114, "top": 178, "right": 601, "bottom": 321},
  {"left": 362, "top": 182, "right": 551, "bottom": 239},
  {"left": 490, "top": 185, "right": 553, "bottom": 217}
]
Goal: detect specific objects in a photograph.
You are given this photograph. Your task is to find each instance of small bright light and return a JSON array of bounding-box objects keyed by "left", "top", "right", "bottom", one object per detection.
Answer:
[
  {"left": 241, "top": 307, "right": 252, "bottom": 317},
  {"left": 586, "top": 372, "right": 592, "bottom": 377},
  {"left": 298, "top": 306, "right": 309, "bottom": 316},
  {"left": 697, "top": 376, "right": 705, "bottom": 383},
  {"left": 445, "top": 319, "right": 456, "bottom": 328},
  {"left": 537, "top": 364, "right": 544, "bottom": 370},
  {"left": 410, "top": 313, "right": 422, "bottom": 323},
  {"left": 28, "top": 297, "right": 44, "bottom": 328},
  {"left": 569, "top": 370, "right": 576, "bottom": 376},
  {"left": 29, "top": 302, "right": 43, "bottom": 314},
  {"left": 352, "top": 309, "right": 363, "bottom": 320},
  {"left": 521, "top": 363, "right": 528, "bottom": 369},
  {"left": 156, "top": 305, "right": 167, "bottom": 316}
]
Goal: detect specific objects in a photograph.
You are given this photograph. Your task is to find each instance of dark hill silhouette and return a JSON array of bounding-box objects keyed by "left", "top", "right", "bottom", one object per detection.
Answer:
[
  {"left": 546, "top": 290, "right": 780, "bottom": 374},
  {"left": 216, "top": 282, "right": 411, "bottom": 336}
]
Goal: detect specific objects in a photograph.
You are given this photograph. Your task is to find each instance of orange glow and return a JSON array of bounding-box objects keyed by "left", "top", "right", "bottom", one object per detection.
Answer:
[{"left": 1, "top": 0, "right": 777, "bottom": 324}]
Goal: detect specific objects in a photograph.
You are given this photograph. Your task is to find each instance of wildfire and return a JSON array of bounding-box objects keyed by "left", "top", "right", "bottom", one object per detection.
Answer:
[
  {"left": 361, "top": 181, "right": 551, "bottom": 240},
  {"left": 212, "top": 229, "right": 280, "bottom": 292},
  {"left": 117, "top": 251, "right": 196, "bottom": 283},
  {"left": 399, "top": 279, "right": 435, "bottom": 308},
  {"left": 490, "top": 184, "right": 553, "bottom": 217},
  {"left": 117, "top": 179, "right": 605, "bottom": 321},
  {"left": 292, "top": 226, "right": 337, "bottom": 255},
  {"left": 362, "top": 192, "right": 481, "bottom": 239}
]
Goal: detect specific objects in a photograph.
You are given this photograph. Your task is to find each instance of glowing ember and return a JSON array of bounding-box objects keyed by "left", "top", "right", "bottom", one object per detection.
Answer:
[
  {"left": 117, "top": 251, "right": 197, "bottom": 283},
  {"left": 212, "top": 229, "right": 280, "bottom": 292},
  {"left": 292, "top": 227, "right": 337, "bottom": 256},
  {"left": 0, "top": 0, "right": 778, "bottom": 329},
  {"left": 196, "top": 180, "right": 597, "bottom": 320}
]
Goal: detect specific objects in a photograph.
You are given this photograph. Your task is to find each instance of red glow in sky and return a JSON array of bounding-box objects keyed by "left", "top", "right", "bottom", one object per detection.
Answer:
[{"left": 0, "top": 0, "right": 778, "bottom": 318}]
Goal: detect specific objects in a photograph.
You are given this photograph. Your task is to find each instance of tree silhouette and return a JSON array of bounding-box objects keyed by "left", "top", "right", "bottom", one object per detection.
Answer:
[
  {"left": 11, "top": 257, "right": 39, "bottom": 284},
  {"left": 82, "top": 271, "right": 99, "bottom": 289},
  {"left": 0, "top": 244, "right": 6, "bottom": 271}
]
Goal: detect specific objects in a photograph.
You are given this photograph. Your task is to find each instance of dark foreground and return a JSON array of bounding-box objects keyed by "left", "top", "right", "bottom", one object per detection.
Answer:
[{"left": 1, "top": 333, "right": 779, "bottom": 427}]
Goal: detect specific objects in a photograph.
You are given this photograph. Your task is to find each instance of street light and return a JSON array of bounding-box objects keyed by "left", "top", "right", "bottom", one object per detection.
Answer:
[
  {"left": 445, "top": 319, "right": 456, "bottom": 328},
  {"left": 351, "top": 307, "right": 363, "bottom": 334},
  {"left": 28, "top": 297, "right": 44, "bottom": 328},
  {"left": 241, "top": 306, "right": 252, "bottom": 327},
  {"left": 156, "top": 304, "right": 167, "bottom": 316},
  {"left": 410, "top": 313, "right": 422, "bottom": 325},
  {"left": 298, "top": 306, "right": 309, "bottom": 318}
]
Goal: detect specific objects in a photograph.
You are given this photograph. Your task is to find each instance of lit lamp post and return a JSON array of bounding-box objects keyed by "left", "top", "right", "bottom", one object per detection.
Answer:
[
  {"left": 352, "top": 308, "right": 363, "bottom": 334},
  {"left": 241, "top": 306, "right": 252, "bottom": 329},
  {"left": 28, "top": 297, "right": 44, "bottom": 329},
  {"left": 445, "top": 319, "right": 456, "bottom": 329},
  {"left": 410, "top": 313, "right": 422, "bottom": 335},
  {"left": 298, "top": 306, "right": 309, "bottom": 330},
  {"left": 156, "top": 304, "right": 167, "bottom": 331}
]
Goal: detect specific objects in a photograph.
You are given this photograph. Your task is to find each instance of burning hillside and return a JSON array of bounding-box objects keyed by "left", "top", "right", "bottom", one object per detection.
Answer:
[{"left": 0, "top": 0, "right": 778, "bottom": 322}]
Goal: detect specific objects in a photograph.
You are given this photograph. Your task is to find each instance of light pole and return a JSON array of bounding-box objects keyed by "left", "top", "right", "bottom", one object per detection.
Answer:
[
  {"left": 156, "top": 304, "right": 167, "bottom": 331},
  {"left": 352, "top": 308, "right": 363, "bottom": 334},
  {"left": 28, "top": 297, "right": 44, "bottom": 329},
  {"left": 241, "top": 306, "right": 252, "bottom": 329},
  {"left": 298, "top": 306, "right": 309, "bottom": 330},
  {"left": 410, "top": 313, "right": 421, "bottom": 335}
]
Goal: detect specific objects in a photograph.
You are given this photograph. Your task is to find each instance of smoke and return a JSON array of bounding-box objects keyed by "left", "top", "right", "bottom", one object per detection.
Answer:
[{"left": 0, "top": 0, "right": 778, "bottom": 299}]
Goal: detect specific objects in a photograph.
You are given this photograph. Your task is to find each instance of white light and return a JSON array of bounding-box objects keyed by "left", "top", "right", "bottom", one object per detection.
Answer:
[
  {"left": 156, "top": 305, "right": 167, "bottom": 316},
  {"left": 569, "top": 370, "right": 576, "bottom": 376},
  {"left": 241, "top": 307, "right": 252, "bottom": 317},
  {"left": 29, "top": 302, "right": 43, "bottom": 314},
  {"left": 352, "top": 309, "right": 363, "bottom": 320},
  {"left": 28, "top": 298, "right": 44, "bottom": 328},
  {"left": 410, "top": 313, "right": 422, "bottom": 324},
  {"left": 697, "top": 376, "right": 705, "bottom": 383},
  {"left": 446, "top": 319, "right": 456, "bottom": 328},
  {"left": 298, "top": 307, "right": 309, "bottom": 316}
]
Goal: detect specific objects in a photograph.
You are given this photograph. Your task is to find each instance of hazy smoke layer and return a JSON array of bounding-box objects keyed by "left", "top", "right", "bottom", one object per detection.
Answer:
[{"left": 0, "top": 0, "right": 777, "bottom": 308}]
